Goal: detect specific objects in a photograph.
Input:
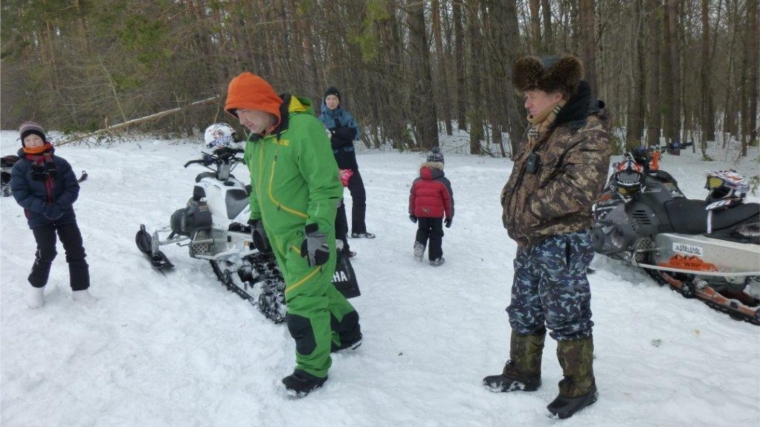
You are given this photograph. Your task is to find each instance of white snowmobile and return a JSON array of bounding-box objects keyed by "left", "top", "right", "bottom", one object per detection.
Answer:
[
  {"left": 591, "top": 148, "right": 760, "bottom": 325},
  {"left": 136, "top": 124, "right": 360, "bottom": 323}
]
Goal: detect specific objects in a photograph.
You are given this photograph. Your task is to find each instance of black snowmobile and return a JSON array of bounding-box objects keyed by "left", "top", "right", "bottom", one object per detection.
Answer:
[
  {"left": 136, "top": 125, "right": 359, "bottom": 323},
  {"left": 1, "top": 155, "right": 19, "bottom": 197},
  {"left": 591, "top": 148, "right": 760, "bottom": 325},
  {"left": 1, "top": 154, "right": 87, "bottom": 198}
]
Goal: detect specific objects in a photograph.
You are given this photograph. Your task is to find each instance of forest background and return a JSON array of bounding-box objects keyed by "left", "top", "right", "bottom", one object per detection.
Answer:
[{"left": 1, "top": 0, "right": 758, "bottom": 158}]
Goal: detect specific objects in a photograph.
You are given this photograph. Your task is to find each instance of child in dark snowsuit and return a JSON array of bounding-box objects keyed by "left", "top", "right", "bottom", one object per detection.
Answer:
[
  {"left": 11, "top": 122, "right": 94, "bottom": 308},
  {"left": 408, "top": 147, "right": 454, "bottom": 266}
]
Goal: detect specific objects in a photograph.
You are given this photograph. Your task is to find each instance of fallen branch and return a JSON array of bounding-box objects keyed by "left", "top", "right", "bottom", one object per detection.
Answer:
[{"left": 56, "top": 95, "right": 222, "bottom": 146}]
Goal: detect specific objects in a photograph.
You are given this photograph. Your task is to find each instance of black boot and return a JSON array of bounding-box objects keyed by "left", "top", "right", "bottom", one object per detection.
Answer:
[
  {"left": 547, "top": 336, "right": 598, "bottom": 419},
  {"left": 330, "top": 311, "right": 362, "bottom": 353},
  {"left": 282, "top": 369, "right": 327, "bottom": 397},
  {"left": 483, "top": 328, "right": 546, "bottom": 392},
  {"left": 331, "top": 331, "right": 363, "bottom": 352}
]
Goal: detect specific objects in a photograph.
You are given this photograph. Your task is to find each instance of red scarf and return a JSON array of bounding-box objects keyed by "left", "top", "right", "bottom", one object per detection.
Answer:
[{"left": 23, "top": 142, "right": 54, "bottom": 157}]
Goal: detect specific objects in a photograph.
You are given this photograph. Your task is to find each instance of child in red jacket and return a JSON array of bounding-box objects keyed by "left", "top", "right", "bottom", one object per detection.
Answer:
[{"left": 408, "top": 147, "right": 454, "bottom": 266}]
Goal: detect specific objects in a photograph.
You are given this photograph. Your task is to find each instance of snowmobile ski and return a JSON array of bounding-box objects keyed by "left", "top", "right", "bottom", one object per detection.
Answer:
[{"left": 136, "top": 225, "right": 174, "bottom": 270}]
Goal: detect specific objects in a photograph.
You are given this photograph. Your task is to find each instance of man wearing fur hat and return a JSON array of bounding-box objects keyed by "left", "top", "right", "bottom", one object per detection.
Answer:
[
  {"left": 225, "top": 72, "right": 362, "bottom": 398},
  {"left": 483, "top": 55, "right": 611, "bottom": 419}
]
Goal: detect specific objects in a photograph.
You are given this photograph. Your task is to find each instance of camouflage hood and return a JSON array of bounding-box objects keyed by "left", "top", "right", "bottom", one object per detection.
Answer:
[{"left": 501, "top": 81, "right": 612, "bottom": 247}]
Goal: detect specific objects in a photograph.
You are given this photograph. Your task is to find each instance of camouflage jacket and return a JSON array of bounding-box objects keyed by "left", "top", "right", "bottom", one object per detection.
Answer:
[{"left": 502, "top": 84, "right": 612, "bottom": 247}]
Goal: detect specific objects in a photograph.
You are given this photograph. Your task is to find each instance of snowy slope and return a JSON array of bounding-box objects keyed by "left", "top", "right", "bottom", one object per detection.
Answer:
[{"left": 1, "top": 131, "right": 759, "bottom": 427}]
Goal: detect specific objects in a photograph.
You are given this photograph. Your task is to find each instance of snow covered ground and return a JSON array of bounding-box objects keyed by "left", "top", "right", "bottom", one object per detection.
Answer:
[{"left": 1, "top": 130, "right": 759, "bottom": 427}]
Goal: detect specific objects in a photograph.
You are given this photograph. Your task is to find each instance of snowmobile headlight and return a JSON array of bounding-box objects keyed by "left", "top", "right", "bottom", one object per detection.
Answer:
[
  {"left": 591, "top": 224, "right": 630, "bottom": 254},
  {"left": 609, "top": 226, "right": 626, "bottom": 249}
]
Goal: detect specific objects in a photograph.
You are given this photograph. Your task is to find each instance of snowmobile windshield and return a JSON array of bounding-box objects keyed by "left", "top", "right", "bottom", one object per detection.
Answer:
[{"left": 615, "top": 170, "right": 642, "bottom": 189}]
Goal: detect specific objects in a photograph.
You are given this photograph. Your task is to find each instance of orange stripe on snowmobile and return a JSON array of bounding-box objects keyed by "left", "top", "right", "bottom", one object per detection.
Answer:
[{"left": 659, "top": 255, "right": 718, "bottom": 272}]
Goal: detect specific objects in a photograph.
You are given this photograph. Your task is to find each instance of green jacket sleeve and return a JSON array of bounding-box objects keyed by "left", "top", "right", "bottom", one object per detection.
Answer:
[
  {"left": 294, "top": 116, "right": 343, "bottom": 233},
  {"left": 244, "top": 138, "right": 263, "bottom": 221}
]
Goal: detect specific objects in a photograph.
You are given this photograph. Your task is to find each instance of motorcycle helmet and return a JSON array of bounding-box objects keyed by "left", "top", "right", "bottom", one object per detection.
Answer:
[
  {"left": 704, "top": 170, "right": 749, "bottom": 204},
  {"left": 612, "top": 158, "right": 645, "bottom": 196},
  {"left": 204, "top": 123, "right": 237, "bottom": 149}
]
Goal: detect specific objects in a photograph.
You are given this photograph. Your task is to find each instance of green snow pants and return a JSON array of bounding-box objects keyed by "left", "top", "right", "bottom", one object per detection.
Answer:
[{"left": 272, "top": 228, "right": 358, "bottom": 379}]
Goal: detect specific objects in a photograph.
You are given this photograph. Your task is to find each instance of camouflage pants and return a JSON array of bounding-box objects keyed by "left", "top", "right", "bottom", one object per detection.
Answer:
[{"left": 507, "top": 230, "right": 594, "bottom": 341}]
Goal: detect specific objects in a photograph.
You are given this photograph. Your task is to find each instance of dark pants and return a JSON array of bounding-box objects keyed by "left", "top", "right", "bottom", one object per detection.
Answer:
[
  {"left": 507, "top": 231, "right": 594, "bottom": 341},
  {"left": 415, "top": 217, "right": 444, "bottom": 261},
  {"left": 335, "top": 198, "right": 351, "bottom": 253},
  {"left": 29, "top": 222, "right": 90, "bottom": 291},
  {"left": 347, "top": 170, "right": 367, "bottom": 234}
]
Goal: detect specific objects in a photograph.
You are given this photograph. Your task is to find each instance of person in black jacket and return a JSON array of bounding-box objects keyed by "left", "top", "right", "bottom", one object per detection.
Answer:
[
  {"left": 318, "top": 87, "right": 375, "bottom": 239},
  {"left": 11, "top": 122, "right": 95, "bottom": 308}
]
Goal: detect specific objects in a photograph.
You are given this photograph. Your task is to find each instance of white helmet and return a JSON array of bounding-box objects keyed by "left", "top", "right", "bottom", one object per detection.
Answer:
[
  {"left": 705, "top": 170, "right": 749, "bottom": 203},
  {"left": 204, "top": 123, "right": 237, "bottom": 149}
]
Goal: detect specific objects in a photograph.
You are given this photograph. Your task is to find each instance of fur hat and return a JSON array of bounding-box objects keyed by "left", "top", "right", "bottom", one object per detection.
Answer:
[
  {"left": 427, "top": 146, "right": 444, "bottom": 163},
  {"left": 19, "top": 121, "right": 47, "bottom": 146},
  {"left": 224, "top": 72, "right": 283, "bottom": 128},
  {"left": 513, "top": 55, "right": 584, "bottom": 98},
  {"left": 324, "top": 86, "right": 341, "bottom": 102}
]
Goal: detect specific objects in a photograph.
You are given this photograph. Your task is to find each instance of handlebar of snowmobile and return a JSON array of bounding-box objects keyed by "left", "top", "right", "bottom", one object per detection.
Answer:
[{"left": 183, "top": 154, "right": 245, "bottom": 168}]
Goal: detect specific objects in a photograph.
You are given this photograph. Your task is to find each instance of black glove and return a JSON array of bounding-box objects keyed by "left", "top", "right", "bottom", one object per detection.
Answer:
[
  {"left": 445, "top": 217, "right": 452, "bottom": 228},
  {"left": 332, "top": 126, "right": 357, "bottom": 141},
  {"left": 301, "top": 223, "right": 330, "bottom": 267},
  {"left": 43, "top": 204, "right": 63, "bottom": 220},
  {"left": 248, "top": 219, "right": 271, "bottom": 253},
  {"left": 409, "top": 215, "right": 417, "bottom": 223}
]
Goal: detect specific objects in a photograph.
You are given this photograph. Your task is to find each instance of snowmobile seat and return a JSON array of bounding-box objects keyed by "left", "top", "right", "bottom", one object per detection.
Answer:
[
  {"left": 226, "top": 189, "right": 249, "bottom": 220},
  {"left": 1, "top": 155, "right": 19, "bottom": 169},
  {"left": 708, "top": 202, "right": 760, "bottom": 232},
  {"left": 664, "top": 199, "right": 710, "bottom": 234},
  {"left": 665, "top": 199, "right": 760, "bottom": 235}
]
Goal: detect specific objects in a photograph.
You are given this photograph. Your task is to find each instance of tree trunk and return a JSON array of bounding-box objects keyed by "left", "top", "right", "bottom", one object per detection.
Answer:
[
  {"left": 529, "top": 0, "right": 542, "bottom": 53},
  {"left": 580, "top": 0, "right": 598, "bottom": 95},
  {"left": 626, "top": 0, "right": 646, "bottom": 149},
  {"left": 432, "top": 0, "right": 453, "bottom": 136},
  {"left": 667, "top": 0, "right": 682, "bottom": 144},
  {"left": 646, "top": 0, "right": 662, "bottom": 148},
  {"left": 453, "top": 0, "right": 467, "bottom": 130},
  {"left": 747, "top": 0, "right": 759, "bottom": 153},
  {"left": 406, "top": 0, "right": 439, "bottom": 150},
  {"left": 542, "top": 0, "right": 553, "bottom": 52},
  {"left": 660, "top": 1, "right": 672, "bottom": 143},
  {"left": 701, "top": 0, "right": 715, "bottom": 144},
  {"left": 466, "top": 0, "right": 483, "bottom": 154}
]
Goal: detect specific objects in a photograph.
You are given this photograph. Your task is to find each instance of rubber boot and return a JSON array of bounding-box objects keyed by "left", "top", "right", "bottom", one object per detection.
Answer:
[
  {"left": 547, "top": 336, "right": 598, "bottom": 419},
  {"left": 483, "top": 328, "right": 546, "bottom": 392}
]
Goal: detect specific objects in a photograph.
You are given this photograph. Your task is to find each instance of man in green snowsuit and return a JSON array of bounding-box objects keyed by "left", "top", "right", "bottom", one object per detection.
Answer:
[{"left": 225, "top": 72, "right": 362, "bottom": 397}]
